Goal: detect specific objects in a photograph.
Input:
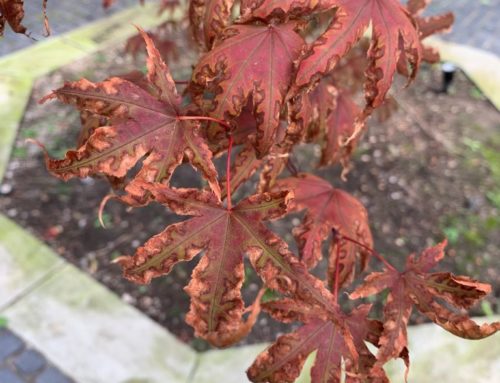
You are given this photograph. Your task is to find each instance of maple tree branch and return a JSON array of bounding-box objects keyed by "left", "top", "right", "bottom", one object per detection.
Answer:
[
  {"left": 332, "top": 229, "right": 396, "bottom": 272},
  {"left": 226, "top": 133, "right": 233, "bottom": 210},
  {"left": 174, "top": 80, "right": 189, "bottom": 85},
  {"left": 333, "top": 237, "right": 341, "bottom": 302}
]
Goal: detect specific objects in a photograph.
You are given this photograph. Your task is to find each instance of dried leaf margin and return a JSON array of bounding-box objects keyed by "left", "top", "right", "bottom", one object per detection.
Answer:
[{"left": 116, "top": 184, "right": 342, "bottom": 346}]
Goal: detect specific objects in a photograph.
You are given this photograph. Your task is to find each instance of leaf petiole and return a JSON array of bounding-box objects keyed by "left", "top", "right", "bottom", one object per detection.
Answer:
[{"left": 332, "top": 229, "right": 396, "bottom": 272}]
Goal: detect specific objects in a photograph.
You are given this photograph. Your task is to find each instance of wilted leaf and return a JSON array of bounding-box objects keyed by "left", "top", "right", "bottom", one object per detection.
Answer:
[
  {"left": 191, "top": 22, "right": 304, "bottom": 157},
  {"left": 189, "top": 0, "right": 235, "bottom": 48},
  {"left": 117, "top": 185, "right": 339, "bottom": 346},
  {"left": 292, "top": 0, "right": 422, "bottom": 111},
  {"left": 320, "top": 88, "right": 361, "bottom": 169},
  {"left": 274, "top": 173, "right": 373, "bottom": 288},
  {"left": 248, "top": 303, "right": 390, "bottom": 383},
  {"left": 350, "top": 241, "right": 500, "bottom": 368},
  {"left": 0, "top": 0, "right": 49, "bottom": 37},
  {"left": 39, "top": 28, "right": 220, "bottom": 203}
]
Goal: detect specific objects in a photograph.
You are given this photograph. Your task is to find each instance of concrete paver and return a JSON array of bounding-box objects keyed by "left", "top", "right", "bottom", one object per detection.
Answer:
[
  {"left": 0, "top": 329, "right": 75, "bottom": 383},
  {"left": 426, "top": 0, "right": 500, "bottom": 56}
]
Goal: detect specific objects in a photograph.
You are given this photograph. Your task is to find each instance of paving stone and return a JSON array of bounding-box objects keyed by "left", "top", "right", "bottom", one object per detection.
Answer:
[
  {"left": 0, "top": 329, "right": 24, "bottom": 361},
  {"left": 4, "top": 264, "right": 197, "bottom": 383},
  {"left": 0, "top": 369, "right": 25, "bottom": 383},
  {"left": 0, "top": 216, "right": 63, "bottom": 309},
  {"left": 13, "top": 349, "right": 46, "bottom": 374},
  {"left": 35, "top": 367, "right": 73, "bottom": 383},
  {"left": 425, "top": 0, "right": 500, "bottom": 56}
]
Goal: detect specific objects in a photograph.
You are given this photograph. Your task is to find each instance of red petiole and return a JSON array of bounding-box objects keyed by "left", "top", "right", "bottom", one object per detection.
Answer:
[
  {"left": 333, "top": 237, "right": 341, "bottom": 302},
  {"left": 332, "top": 229, "right": 396, "bottom": 273}
]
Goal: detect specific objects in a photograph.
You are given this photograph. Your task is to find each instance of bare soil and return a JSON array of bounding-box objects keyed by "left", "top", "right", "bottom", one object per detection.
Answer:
[{"left": 1, "top": 38, "right": 499, "bottom": 351}]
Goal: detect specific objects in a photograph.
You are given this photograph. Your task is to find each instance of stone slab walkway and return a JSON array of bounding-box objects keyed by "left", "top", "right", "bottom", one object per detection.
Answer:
[{"left": 0, "top": 328, "right": 75, "bottom": 383}]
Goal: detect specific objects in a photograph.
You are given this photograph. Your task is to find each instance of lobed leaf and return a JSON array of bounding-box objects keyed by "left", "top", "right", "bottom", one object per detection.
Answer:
[
  {"left": 117, "top": 185, "right": 340, "bottom": 346},
  {"left": 320, "top": 88, "right": 361, "bottom": 170},
  {"left": 350, "top": 241, "right": 500, "bottom": 370},
  {"left": 403, "top": 1, "right": 454, "bottom": 67},
  {"left": 39, "top": 28, "right": 220, "bottom": 203},
  {"left": 0, "top": 0, "right": 49, "bottom": 37},
  {"left": 248, "top": 304, "right": 388, "bottom": 383},
  {"left": 189, "top": 0, "right": 235, "bottom": 48},
  {"left": 274, "top": 173, "right": 373, "bottom": 288},
  {"left": 191, "top": 22, "right": 304, "bottom": 157},
  {"left": 293, "top": 0, "right": 422, "bottom": 111}
]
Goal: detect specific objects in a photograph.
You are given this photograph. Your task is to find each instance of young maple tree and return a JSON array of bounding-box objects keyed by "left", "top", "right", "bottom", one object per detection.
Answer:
[{"left": 13, "top": 0, "right": 500, "bottom": 381}]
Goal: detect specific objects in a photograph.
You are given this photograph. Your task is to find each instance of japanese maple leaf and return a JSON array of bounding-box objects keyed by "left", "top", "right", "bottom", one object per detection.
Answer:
[
  {"left": 292, "top": 0, "right": 422, "bottom": 110},
  {"left": 274, "top": 173, "right": 373, "bottom": 288},
  {"left": 39, "top": 28, "right": 220, "bottom": 203},
  {"left": 0, "top": 0, "right": 26, "bottom": 36},
  {"left": 240, "top": 0, "right": 333, "bottom": 22},
  {"left": 0, "top": 0, "right": 49, "bottom": 37},
  {"left": 321, "top": 89, "right": 360, "bottom": 170},
  {"left": 350, "top": 241, "right": 500, "bottom": 369},
  {"left": 189, "top": 0, "right": 235, "bottom": 48},
  {"left": 191, "top": 22, "right": 305, "bottom": 158},
  {"left": 116, "top": 184, "right": 339, "bottom": 346},
  {"left": 299, "top": 82, "right": 361, "bottom": 170},
  {"left": 406, "top": 0, "right": 454, "bottom": 64},
  {"left": 248, "top": 302, "right": 391, "bottom": 383}
]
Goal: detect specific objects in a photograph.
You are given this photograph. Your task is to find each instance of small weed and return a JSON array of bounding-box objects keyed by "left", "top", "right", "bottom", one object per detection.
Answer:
[
  {"left": 481, "top": 301, "right": 495, "bottom": 317},
  {"left": 469, "top": 86, "right": 485, "bottom": 100},
  {"left": 21, "top": 128, "right": 38, "bottom": 139},
  {"left": 12, "top": 146, "right": 28, "bottom": 159}
]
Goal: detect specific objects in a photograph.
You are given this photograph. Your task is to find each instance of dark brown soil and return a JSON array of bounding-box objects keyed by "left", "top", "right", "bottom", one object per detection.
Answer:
[{"left": 1, "top": 37, "right": 499, "bottom": 351}]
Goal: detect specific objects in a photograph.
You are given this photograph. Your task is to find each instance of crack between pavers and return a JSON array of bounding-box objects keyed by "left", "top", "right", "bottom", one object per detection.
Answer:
[
  {"left": 186, "top": 352, "right": 202, "bottom": 383},
  {"left": 0, "top": 260, "right": 67, "bottom": 313}
]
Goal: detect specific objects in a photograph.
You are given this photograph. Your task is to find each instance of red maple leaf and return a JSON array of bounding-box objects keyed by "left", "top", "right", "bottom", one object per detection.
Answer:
[
  {"left": 274, "top": 173, "right": 373, "bottom": 288},
  {"left": 295, "top": 0, "right": 421, "bottom": 110},
  {"left": 242, "top": 0, "right": 422, "bottom": 109},
  {"left": 116, "top": 184, "right": 340, "bottom": 346},
  {"left": 191, "top": 22, "right": 305, "bottom": 157},
  {"left": 189, "top": 0, "right": 235, "bottom": 48},
  {"left": 350, "top": 241, "right": 500, "bottom": 368},
  {"left": 38, "top": 28, "right": 220, "bottom": 203},
  {"left": 319, "top": 87, "right": 361, "bottom": 169},
  {"left": 0, "top": 0, "right": 49, "bottom": 37},
  {"left": 248, "top": 301, "right": 393, "bottom": 383},
  {"left": 406, "top": 0, "right": 455, "bottom": 65}
]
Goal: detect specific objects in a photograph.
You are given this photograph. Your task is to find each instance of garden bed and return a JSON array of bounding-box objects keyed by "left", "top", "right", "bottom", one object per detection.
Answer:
[{"left": 0, "top": 36, "right": 498, "bottom": 351}]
